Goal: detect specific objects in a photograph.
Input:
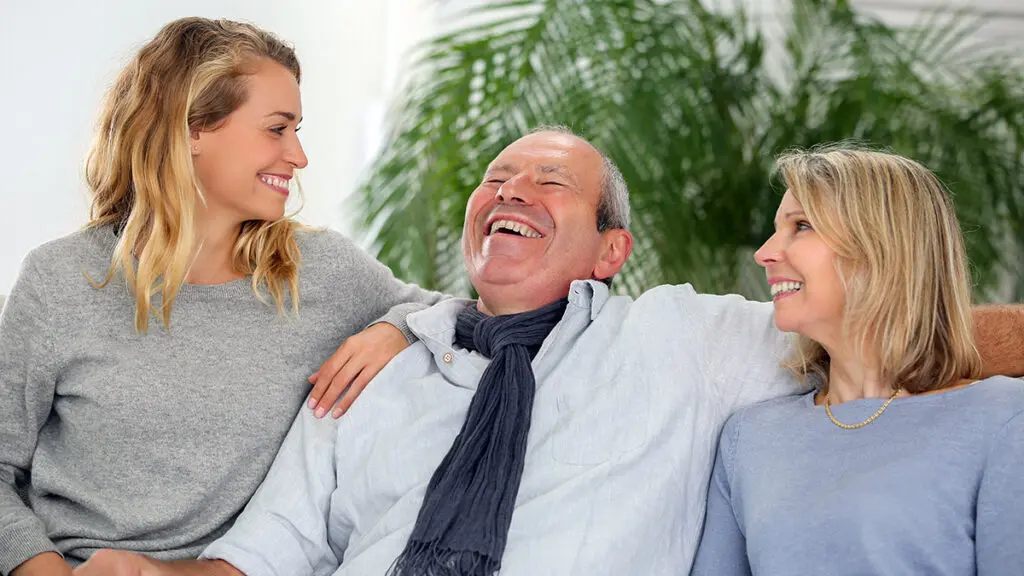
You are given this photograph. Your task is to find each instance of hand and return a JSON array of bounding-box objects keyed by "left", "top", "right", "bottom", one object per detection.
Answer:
[
  {"left": 72, "top": 549, "right": 157, "bottom": 576},
  {"left": 13, "top": 552, "right": 72, "bottom": 576},
  {"left": 73, "top": 553, "right": 239, "bottom": 576},
  {"left": 307, "top": 323, "right": 409, "bottom": 418}
]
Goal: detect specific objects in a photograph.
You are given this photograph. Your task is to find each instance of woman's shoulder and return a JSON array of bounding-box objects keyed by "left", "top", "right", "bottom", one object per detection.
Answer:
[
  {"left": 722, "top": 392, "right": 813, "bottom": 441},
  {"left": 293, "top": 226, "right": 365, "bottom": 264},
  {"left": 952, "top": 376, "right": 1024, "bottom": 420},
  {"left": 949, "top": 378, "right": 1024, "bottom": 463},
  {"left": 915, "top": 377, "right": 1024, "bottom": 445},
  {"left": 292, "top": 226, "right": 397, "bottom": 289},
  {"left": 23, "top": 225, "right": 115, "bottom": 275},
  {"left": 3, "top": 226, "right": 118, "bottom": 308},
  {"left": 733, "top": 391, "right": 812, "bottom": 420}
]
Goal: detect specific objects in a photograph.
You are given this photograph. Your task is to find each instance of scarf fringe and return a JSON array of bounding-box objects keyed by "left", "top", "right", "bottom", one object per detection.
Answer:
[{"left": 388, "top": 541, "right": 499, "bottom": 576}]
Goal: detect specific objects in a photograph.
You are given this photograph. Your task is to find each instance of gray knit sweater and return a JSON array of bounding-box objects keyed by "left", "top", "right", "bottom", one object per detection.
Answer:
[{"left": 0, "top": 225, "right": 444, "bottom": 573}]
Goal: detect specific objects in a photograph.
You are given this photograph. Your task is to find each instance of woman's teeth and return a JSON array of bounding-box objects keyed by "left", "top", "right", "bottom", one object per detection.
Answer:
[
  {"left": 771, "top": 281, "right": 804, "bottom": 298},
  {"left": 260, "top": 174, "right": 289, "bottom": 190}
]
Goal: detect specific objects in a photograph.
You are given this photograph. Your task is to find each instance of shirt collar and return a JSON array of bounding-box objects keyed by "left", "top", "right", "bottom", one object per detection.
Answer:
[{"left": 406, "top": 279, "right": 610, "bottom": 390}]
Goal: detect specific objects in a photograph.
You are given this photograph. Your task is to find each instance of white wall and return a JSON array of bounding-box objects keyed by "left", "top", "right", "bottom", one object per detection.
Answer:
[{"left": 0, "top": 0, "right": 435, "bottom": 295}]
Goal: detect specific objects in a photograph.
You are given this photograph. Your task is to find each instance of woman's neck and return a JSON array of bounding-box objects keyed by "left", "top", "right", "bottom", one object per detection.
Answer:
[
  {"left": 823, "top": 346, "right": 899, "bottom": 404},
  {"left": 185, "top": 218, "right": 245, "bottom": 285}
]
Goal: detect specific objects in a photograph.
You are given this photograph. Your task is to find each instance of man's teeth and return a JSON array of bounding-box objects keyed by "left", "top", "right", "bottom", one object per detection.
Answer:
[
  {"left": 489, "top": 219, "right": 542, "bottom": 238},
  {"left": 771, "top": 281, "right": 804, "bottom": 297},
  {"left": 260, "top": 175, "right": 289, "bottom": 189}
]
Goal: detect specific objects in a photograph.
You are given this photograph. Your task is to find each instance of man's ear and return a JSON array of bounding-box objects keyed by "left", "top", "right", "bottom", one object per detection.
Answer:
[{"left": 593, "top": 229, "right": 633, "bottom": 282}]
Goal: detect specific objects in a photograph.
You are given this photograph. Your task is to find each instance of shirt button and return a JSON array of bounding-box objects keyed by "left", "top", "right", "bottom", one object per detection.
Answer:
[{"left": 443, "top": 352, "right": 454, "bottom": 364}]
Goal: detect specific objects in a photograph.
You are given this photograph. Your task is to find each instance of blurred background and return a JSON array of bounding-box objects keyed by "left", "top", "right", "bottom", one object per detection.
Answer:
[{"left": 2, "top": 0, "right": 1021, "bottom": 301}]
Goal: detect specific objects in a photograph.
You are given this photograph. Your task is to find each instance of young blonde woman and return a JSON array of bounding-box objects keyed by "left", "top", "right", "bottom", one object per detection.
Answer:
[
  {"left": 691, "top": 148, "right": 1024, "bottom": 575},
  {"left": 0, "top": 18, "right": 445, "bottom": 576}
]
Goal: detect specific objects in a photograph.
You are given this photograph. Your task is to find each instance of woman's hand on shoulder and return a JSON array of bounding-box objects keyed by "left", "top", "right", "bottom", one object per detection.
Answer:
[
  {"left": 73, "top": 551, "right": 241, "bottom": 576},
  {"left": 307, "top": 323, "right": 409, "bottom": 419}
]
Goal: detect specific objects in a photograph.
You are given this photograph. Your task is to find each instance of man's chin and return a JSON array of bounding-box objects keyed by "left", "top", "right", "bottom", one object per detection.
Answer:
[
  {"left": 471, "top": 266, "right": 534, "bottom": 287},
  {"left": 480, "top": 234, "right": 547, "bottom": 259},
  {"left": 470, "top": 250, "right": 536, "bottom": 276}
]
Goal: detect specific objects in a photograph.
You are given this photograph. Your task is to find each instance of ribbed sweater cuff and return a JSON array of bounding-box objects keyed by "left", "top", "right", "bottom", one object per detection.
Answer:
[
  {"left": 0, "top": 520, "right": 59, "bottom": 576},
  {"left": 374, "top": 302, "right": 430, "bottom": 344}
]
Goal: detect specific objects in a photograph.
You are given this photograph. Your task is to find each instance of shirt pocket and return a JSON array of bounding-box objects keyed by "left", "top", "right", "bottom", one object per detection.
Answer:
[{"left": 549, "top": 364, "right": 650, "bottom": 466}]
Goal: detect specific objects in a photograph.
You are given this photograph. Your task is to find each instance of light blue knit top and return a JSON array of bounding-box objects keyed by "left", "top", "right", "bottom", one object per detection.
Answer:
[{"left": 692, "top": 376, "right": 1024, "bottom": 576}]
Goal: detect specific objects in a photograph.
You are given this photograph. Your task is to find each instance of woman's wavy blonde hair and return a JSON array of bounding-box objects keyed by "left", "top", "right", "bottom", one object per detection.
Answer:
[
  {"left": 86, "top": 17, "right": 303, "bottom": 332},
  {"left": 775, "top": 146, "right": 982, "bottom": 394}
]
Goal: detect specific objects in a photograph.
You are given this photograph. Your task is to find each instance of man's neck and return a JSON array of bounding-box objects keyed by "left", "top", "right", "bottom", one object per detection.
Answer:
[
  {"left": 477, "top": 296, "right": 567, "bottom": 317},
  {"left": 477, "top": 299, "right": 522, "bottom": 317}
]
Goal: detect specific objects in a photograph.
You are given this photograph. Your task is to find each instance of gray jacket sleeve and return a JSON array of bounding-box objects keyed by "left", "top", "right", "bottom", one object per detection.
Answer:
[{"left": 0, "top": 255, "right": 61, "bottom": 576}]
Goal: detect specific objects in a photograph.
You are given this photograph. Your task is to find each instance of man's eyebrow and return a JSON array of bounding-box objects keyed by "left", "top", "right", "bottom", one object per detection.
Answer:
[
  {"left": 485, "top": 163, "right": 516, "bottom": 174},
  {"left": 537, "top": 164, "right": 579, "bottom": 185}
]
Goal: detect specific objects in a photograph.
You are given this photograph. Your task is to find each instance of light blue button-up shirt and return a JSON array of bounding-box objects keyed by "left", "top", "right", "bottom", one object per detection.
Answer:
[{"left": 202, "top": 280, "right": 802, "bottom": 575}]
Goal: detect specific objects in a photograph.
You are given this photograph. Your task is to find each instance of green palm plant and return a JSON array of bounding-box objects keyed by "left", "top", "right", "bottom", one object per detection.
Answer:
[{"left": 355, "top": 0, "right": 1024, "bottom": 302}]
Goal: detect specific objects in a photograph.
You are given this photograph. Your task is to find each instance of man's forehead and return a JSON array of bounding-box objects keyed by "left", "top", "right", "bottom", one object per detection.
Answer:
[
  {"left": 487, "top": 132, "right": 602, "bottom": 173},
  {"left": 485, "top": 162, "right": 574, "bottom": 174}
]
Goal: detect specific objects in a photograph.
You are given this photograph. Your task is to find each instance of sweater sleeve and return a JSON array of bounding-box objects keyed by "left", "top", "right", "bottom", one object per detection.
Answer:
[
  {"left": 975, "top": 410, "right": 1024, "bottom": 575},
  {"left": 690, "top": 415, "right": 752, "bottom": 576},
  {"left": 325, "top": 232, "right": 449, "bottom": 344},
  {"left": 0, "top": 255, "right": 61, "bottom": 575}
]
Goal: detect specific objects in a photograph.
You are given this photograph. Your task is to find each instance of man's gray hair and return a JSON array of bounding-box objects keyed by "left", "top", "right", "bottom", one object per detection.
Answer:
[{"left": 528, "top": 125, "right": 630, "bottom": 232}]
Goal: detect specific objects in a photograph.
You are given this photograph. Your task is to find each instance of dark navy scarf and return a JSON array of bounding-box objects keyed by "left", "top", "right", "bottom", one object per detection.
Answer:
[{"left": 389, "top": 298, "right": 569, "bottom": 576}]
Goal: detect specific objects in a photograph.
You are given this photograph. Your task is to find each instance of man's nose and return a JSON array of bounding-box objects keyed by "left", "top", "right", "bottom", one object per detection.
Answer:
[{"left": 495, "top": 173, "right": 535, "bottom": 205}]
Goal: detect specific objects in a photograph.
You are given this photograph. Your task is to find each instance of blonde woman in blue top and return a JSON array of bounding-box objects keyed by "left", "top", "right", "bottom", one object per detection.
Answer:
[{"left": 692, "top": 148, "right": 1024, "bottom": 576}]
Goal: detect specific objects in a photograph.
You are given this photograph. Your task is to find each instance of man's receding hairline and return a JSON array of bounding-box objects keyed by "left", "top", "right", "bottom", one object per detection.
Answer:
[
  {"left": 499, "top": 132, "right": 605, "bottom": 179},
  {"left": 524, "top": 130, "right": 603, "bottom": 158}
]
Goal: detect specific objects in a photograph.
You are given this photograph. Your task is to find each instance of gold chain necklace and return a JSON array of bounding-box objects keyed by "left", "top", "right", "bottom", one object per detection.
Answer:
[{"left": 824, "top": 388, "right": 901, "bottom": 430}]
